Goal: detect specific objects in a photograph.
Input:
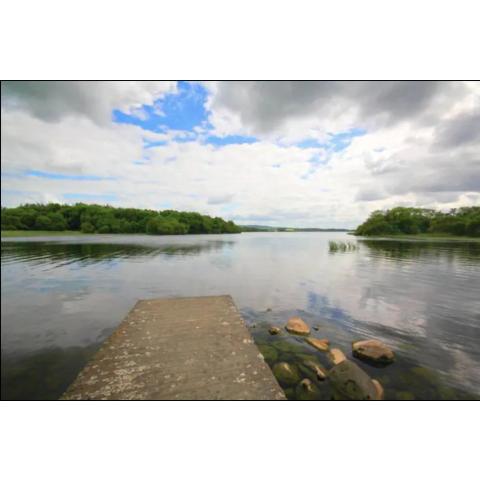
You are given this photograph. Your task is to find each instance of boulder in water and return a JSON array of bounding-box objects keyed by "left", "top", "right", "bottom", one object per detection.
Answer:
[
  {"left": 329, "top": 348, "right": 346, "bottom": 365},
  {"left": 272, "top": 362, "right": 301, "bottom": 386},
  {"left": 303, "top": 360, "right": 327, "bottom": 380},
  {"left": 295, "top": 378, "right": 320, "bottom": 400},
  {"left": 285, "top": 316, "right": 310, "bottom": 335},
  {"left": 372, "top": 379, "right": 384, "bottom": 400},
  {"left": 269, "top": 326, "right": 281, "bottom": 335},
  {"left": 352, "top": 339, "right": 394, "bottom": 365},
  {"left": 306, "top": 337, "right": 329, "bottom": 352},
  {"left": 329, "top": 359, "right": 378, "bottom": 400}
]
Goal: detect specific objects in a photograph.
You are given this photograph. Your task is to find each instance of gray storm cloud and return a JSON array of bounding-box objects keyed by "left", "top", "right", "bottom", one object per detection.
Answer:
[
  {"left": 209, "top": 81, "right": 461, "bottom": 133},
  {"left": 1, "top": 81, "right": 176, "bottom": 125}
]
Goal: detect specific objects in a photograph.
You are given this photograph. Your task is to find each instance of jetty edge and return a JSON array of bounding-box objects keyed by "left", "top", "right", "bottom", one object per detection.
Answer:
[{"left": 61, "top": 295, "right": 286, "bottom": 400}]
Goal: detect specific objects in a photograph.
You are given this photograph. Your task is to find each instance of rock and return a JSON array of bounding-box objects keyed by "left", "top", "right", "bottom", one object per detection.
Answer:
[
  {"left": 396, "top": 391, "right": 415, "bottom": 400},
  {"left": 306, "top": 337, "right": 330, "bottom": 352},
  {"left": 283, "top": 387, "right": 295, "bottom": 399},
  {"left": 303, "top": 360, "right": 327, "bottom": 381},
  {"left": 285, "top": 316, "right": 310, "bottom": 335},
  {"left": 268, "top": 326, "right": 281, "bottom": 335},
  {"left": 372, "top": 379, "right": 384, "bottom": 400},
  {"left": 329, "top": 359, "right": 378, "bottom": 400},
  {"left": 271, "top": 339, "right": 305, "bottom": 354},
  {"left": 272, "top": 362, "right": 301, "bottom": 386},
  {"left": 258, "top": 345, "right": 278, "bottom": 363},
  {"left": 313, "top": 325, "right": 320, "bottom": 331},
  {"left": 266, "top": 308, "right": 272, "bottom": 312},
  {"left": 295, "top": 353, "right": 318, "bottom": 363},
  {"left": 329, "top": 348, "right": 346, "bottom": 365},
  {"left": 352, "top": 339, "right": 395, "bottom": 365},
  {"left": 300, "top": 378, "right": 314, "bottom": 391},
  {"left": 295, "top": 378, "right": 320, "bottom": 400}
]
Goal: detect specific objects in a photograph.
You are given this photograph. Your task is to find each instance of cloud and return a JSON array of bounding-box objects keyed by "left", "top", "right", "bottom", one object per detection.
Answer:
[
  {"left": 434, "top": 111, "right": 480, "bottom": 149},
  {"left": 207, "top": 194, "right": 234, "bottom": 205},
  {"left": 1, "top": 81, "right": 479, "bottom": 228},
  {"left": 1, "top": 81, "right": 177, "bottom": 125},
  {"left": 206, "top": 81, "right": 467, "bottom": 142}
]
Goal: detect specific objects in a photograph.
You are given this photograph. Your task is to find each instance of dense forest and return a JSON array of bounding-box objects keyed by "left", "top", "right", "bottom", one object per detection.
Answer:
[
  {"left": 1, "top": 203, "right": 242, "bottom": 235},
  {"left": 354, "top": 207, "right": 480, "bottom": 237}
]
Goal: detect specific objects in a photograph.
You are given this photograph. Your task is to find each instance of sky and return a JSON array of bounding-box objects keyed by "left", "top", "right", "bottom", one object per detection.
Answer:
[{"left": 1, "top": 81, "right": 479, "bottom": 228}]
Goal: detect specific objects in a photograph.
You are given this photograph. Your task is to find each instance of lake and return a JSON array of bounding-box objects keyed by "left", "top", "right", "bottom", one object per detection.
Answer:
[{"left": 1, "top": 232, "right": 479, "bottom": 400}]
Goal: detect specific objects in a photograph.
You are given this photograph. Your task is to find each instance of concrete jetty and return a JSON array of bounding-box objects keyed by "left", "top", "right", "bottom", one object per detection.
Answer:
[{"left": 62, "top": 295, "right": 285, "bottom": 400}]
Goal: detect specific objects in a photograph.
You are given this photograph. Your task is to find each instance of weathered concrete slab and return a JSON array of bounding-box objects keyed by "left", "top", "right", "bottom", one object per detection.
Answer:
[{"left": 62, "top": 295, "right": 285, "bottom": 400}]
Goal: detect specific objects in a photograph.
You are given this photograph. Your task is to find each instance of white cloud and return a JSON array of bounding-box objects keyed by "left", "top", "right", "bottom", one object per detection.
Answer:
[{"left": 1, "top": 81, "right": 479, "bottom": 228}]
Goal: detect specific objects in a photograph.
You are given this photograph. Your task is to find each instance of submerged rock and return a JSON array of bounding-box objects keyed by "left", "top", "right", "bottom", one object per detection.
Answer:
[
  {"left": 295, "top": 353, "right": 319, "bottom": 364},
  {"left": 300, "top": 378, "right": 314, "bottom": 391},
  {"left": 273, "top": 362, "right": 301, "bottom": 386},
  {"left": 372, "top": 379, "right": 384, "bottom": 400},
  {"left": 329, "top": 359, "right": 378, "bottom": 400},
  {"left": 269, "top": 326, "right": 281, "bottom": 335},
  {"left": 258, "top": 345, "right": 278, "bottom": 363},
  {"left": 285, "top": 316, "right": 310, "bottom": 335},
  {"left": 329, "top": 348, "right": 346, "bottom": 365},
  {"left": 303, "top": 360, "right": 327, "bottom": 380},
  {"left": 271, "top": 339, "right": 305, "bottom": 354},
  {"left": 352, "top": 339, "right": 395, "bottom": 365},
  {"left": 396, "top": 391, "right": 415, "bottom": 400},
  {"left": 296, "top": 378, "right": 320, "bottom": 400},
  {"left": 306, "top": 337, "right": 330, "bottom": 352}
]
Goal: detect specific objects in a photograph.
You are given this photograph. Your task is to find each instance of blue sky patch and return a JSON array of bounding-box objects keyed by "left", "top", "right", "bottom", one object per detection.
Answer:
[
  {"left": 25, "top": 170, "right": 114, "bottom": 181},
  {"left": 328, "top": 128, "right": 366, "bottom": 152},
  {"left": 296, "top": 138, "right": 325, "bottom": 149},
  {"left": 296, "top": 128, "right": 366, "bottom": 152},
  {"left": 143, "top": 138, "right": 167, "bottom": 149},
  {"left": 113, "top": 81, "right": 209, "bottom": 133},
  {"left": 205, "top": 135, "right": 257, "bottom": 146}
]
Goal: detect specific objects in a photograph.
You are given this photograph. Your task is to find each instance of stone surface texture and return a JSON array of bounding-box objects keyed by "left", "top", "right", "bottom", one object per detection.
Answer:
[{"left": 62, "top": 295, "right": 285, "bottom": 400}]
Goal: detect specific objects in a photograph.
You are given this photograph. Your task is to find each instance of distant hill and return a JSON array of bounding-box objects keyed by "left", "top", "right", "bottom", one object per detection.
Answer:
[{"left": 239, "top": 225, "right": 351, "bottom": 232}]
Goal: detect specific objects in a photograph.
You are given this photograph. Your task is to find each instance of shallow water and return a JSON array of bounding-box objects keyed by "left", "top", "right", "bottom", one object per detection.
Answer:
[{"left": 1, "top": 232, "right": 479, "bottom": 400}]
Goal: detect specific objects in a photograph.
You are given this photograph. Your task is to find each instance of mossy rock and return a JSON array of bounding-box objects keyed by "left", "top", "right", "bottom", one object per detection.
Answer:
[
  {"left": 295, "top": 378, "right": 321, "bottom": 400},
  {"left": 272, "top": 362, "right": 301, "bottom": 386},
  {"left": 300, "top": 359, "right": 327, "bottom": 381},
  {"left": 271, "top": 339, "right": 305, "bottom": 354},
  {"left": 437, "top": 385, "right": 457, "bottom": 400},
  {"left": 258, "top": 345, "right": 278, "bottom": 363},
  {"left": 410, "top": 366, "right": 440, "bottom": 385},
  {"left": 298, "top": 363, "right": 319, "bottom": 383},
  {"left": 283, "top": 388, "right": 295, "bottom": 400},
  {"left": 377, "top": 375, "right": 391, "bottom": 386},
  {"left": 329, "top": 359, "right": 377, "bottom": 400},
  {"left": 295, "top": 353, "right": 319, "bottom": 364},
  {"left": 396, "top": 391, "right": 415, "bottom": 400}
]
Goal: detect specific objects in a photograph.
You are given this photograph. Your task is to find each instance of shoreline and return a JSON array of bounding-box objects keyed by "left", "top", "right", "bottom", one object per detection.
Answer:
[{"left": 353, "top": 233, "right": 480, "bottom": 242}]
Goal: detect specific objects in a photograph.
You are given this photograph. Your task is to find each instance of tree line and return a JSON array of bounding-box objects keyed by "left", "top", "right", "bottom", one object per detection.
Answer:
[
  {"left": 1, "top": 203, "right": 242, "bottom": 235},
  {"left": 354, "top": 206, "right": 480, "bottom": 237}
]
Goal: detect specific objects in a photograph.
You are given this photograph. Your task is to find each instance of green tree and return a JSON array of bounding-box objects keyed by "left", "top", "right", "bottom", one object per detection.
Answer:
[
  {"left": 80, "top": 221, "right": 95, "bottom": 233},
  {"left": 35, "top": 215, "right": 53, "bottom": 230}
]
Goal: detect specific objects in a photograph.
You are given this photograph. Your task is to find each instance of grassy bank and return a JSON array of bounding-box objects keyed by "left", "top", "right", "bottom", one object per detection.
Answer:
[
  {"left": 1, "top": 230, "right": 85, "bottom": 237},
  {"left": 355, "top": 233, "right": 480, "bottom": 242}
]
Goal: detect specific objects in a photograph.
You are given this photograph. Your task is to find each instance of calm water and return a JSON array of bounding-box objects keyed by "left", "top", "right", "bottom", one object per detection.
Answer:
[{"left": 1, "top": 232, "right": 479, "bottom": 400}]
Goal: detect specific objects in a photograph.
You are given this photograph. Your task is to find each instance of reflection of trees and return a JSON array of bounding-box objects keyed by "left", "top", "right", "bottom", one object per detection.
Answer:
[
  {"left": 1, "top": 240, "right": 235, "bottom": 268},
  {"left": 360, "top": 239, "right": 480, "bottom": 262}
]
